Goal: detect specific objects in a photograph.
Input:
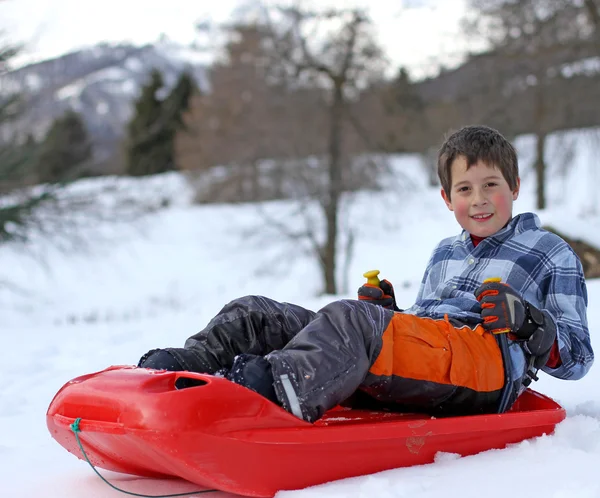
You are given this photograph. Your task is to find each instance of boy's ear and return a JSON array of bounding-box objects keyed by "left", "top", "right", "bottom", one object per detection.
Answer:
[
  {"left": 513, "top": 177, "right": 521, "bottom": 200},
  {"left": 441, "top": 188, "right": 453, "bottom": 211}
]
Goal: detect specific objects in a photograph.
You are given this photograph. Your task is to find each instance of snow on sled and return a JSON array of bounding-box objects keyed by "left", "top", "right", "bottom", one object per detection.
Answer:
[{"left": 47, "top": 365, "right": 566, "bottom": 497}]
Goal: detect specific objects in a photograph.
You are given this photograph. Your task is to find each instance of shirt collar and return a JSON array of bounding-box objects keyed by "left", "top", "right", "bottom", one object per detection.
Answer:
[{"left": 460, "top": 212, "right": 540, "bottom": 247}]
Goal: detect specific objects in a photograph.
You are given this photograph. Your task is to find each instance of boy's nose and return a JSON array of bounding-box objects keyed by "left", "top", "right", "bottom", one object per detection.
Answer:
[{"left": 472, "top": 189, "right": 488, "bottom": 205}]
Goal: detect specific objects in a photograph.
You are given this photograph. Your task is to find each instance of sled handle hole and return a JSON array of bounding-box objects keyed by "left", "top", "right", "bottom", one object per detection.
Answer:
[{"left": 174, "top": 377, "right": 208, "bottom": 390}]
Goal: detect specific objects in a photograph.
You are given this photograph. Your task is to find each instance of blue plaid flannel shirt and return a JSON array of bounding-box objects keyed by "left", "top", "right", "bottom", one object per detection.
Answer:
[{"left": 404, "top": 212, "right": 594, "bottom": 381}]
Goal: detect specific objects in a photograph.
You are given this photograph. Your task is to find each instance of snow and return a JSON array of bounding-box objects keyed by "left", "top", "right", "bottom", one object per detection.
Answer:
[
  {"left": 561, "top": 56, "right": 600, "bottom": 78},
  {"left": 121, "top": 79, "right": 138, "bottom": 95},
  {"left": 56, "top": 80, "right": 86, "bottom": 100},
  {"left": 124, "top": 56, "right": 145, "bottom": 72},
  {"left": 154, "top": 37, "right": 211, "bottom": 66},
  {"left": 55, "top": 66, "right": 133, "bottom": 104},
  {"left": 24, "top": 72, "right": 42, "bottom": 91},
  {"left": 88, "top": 66, "right": 131, "bottom": 84},
  {"left": 0, "top": 75, "right": 21, "bottom": 94},
  {"left": 96, "top": 101, "right": 109, "bottom": 115},
  {"left": 1, "top": 127, "right": 599, "bottom": 497}
]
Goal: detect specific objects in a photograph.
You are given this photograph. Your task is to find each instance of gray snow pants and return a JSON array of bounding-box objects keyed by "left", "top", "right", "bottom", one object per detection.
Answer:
[{"left": 166, "top": 295, "right": 392, "bottom": 422}]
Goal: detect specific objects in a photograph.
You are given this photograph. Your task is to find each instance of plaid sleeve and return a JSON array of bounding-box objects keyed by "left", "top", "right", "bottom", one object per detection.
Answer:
[
  {"left": 414, "top": 242, "right": 443, "bottom": 302},
  {"left": 539, "top": 244, "right": 594, "bottom": 380}
]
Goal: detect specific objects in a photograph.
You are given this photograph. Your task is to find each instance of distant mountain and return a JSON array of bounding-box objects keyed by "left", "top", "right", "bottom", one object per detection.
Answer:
[
  {"left": 1, "top": 40, "right": 208, "bottom": 168},
  {"left": 416, "top": 49, "right": 600, "bottom": 137}
]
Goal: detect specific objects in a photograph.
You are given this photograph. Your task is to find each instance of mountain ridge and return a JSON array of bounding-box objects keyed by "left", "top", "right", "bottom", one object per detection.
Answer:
[{"left": 1, "top": 40, "right": 208, "bottom": 169}]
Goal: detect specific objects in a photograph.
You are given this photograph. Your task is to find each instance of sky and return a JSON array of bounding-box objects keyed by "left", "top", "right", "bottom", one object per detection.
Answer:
[
  {"left": 0, "top": 0, "right": 473, "bottom": 79},
  {"left": 1, "top": 126, "right": 599, "bottom": 497}
]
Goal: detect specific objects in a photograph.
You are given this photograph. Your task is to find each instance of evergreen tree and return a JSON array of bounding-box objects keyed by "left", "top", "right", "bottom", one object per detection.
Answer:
[
  {"left": 126, "top": 69, "right": 168, "bottom": 176},
  {"left": 37, "top": 111, "right": 92, "bottom": 183},
  {"left": 389, "top": 68, "right": 423, "bottom": 113},
  {"left": 164, "top": 71, "right": 197, "bottom": 131},
  {"left": 0, "top": 40, "right": 43, "bottom": 243},
  {"left": 0, "top": 43, "right": 31, "bottom": 194},
  {"left": 125, "top": 69, "right": 197, "bottom": 176}
]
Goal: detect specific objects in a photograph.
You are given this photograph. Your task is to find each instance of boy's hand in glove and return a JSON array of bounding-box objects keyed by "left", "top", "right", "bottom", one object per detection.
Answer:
[
  {"left": 358, "top": 278, "right": 399, "bottom": 311},
  {"left": 475, "top": 279, "right": 557, "bottom": 368}
]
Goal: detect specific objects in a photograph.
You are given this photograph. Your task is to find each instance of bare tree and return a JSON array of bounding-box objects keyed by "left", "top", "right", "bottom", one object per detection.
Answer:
[
  {"left": 260, "top": 6, "right": 386, "bottom": 294},
  {"left": 584, "top": 0, "right": 600, "bottom": 29},
  {"left": 176, "top": 22, "right": 297, "bottom": 201},
  {"left": 467, "top": 0, "right": 600, "bottom": 209},
  {"left": 177, "top": 7, "right": 388, "bottom": 294}
]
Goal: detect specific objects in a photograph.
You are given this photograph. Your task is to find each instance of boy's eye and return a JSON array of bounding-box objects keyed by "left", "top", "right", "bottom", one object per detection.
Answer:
[
  {"left": 485, "top": 182, "right": 498, "bottom": 188},
  {"left": 457, "top": 186, "right": 470, "bottom": 192}
]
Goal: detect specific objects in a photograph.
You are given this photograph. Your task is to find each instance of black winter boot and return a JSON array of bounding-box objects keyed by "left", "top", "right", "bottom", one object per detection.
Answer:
[
  {"left": 227, "top": 354, "right": 280, "bottom": 406},
  {"left": 138, "top": 348, "right": 212, "bottom": 389},
  {"left": 137, "top": 348, "right": 207, "bottom": 372},
  {"left": 138, "top": 349, "right": 186, "bottom": 370}
]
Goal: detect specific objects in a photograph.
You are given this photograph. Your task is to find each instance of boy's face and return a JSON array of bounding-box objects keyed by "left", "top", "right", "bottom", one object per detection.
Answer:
[{"left": 441, "top": 156, "right": 520, "bottom": 238}]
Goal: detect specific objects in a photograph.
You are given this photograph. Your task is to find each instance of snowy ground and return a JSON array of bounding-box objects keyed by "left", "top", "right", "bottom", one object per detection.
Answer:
[{"left": 1, "top": 128, "right": 599, "bottom": 497}]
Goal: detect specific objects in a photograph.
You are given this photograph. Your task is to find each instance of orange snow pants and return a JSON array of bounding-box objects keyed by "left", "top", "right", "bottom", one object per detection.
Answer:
[{"left": 359, "top": 312, "right": 505, "bottom": 413}]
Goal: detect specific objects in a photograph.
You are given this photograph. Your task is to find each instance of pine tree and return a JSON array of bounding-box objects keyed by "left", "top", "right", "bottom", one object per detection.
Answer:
[
  {"left": 126, "top": 69, "right": 168, "bottom": 176},
  {"left": 0, "top": 40, "right": 42, "bottom": 243},
  {"left": 389, "top": 68, "right": 423, "bottom": 113},
  {"left": 37, "top": 111, "right": 92, "bottom": 183},
  {"left": 164, "top": 71, "right": 197, "bottom": 131},
  {"left": 0, "top": 43, "right": 32, "bottom": 194},
  {"left": 125, "top": 69, "right": 197, "bottom": 176}
]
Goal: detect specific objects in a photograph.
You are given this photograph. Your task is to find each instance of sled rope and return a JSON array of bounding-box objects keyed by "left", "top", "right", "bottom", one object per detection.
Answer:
[{"left": 70, "top": 418, "right": 217, "bottom": 497}]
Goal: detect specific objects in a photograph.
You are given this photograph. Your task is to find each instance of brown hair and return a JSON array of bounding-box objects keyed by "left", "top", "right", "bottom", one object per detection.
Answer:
[{"left": 437, "top": 125, "right": 519, "bottom": 198}]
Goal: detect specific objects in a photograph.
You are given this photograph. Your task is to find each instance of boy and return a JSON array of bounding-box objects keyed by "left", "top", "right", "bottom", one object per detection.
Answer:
[{"left": 138, "top": 125, "right": 593, "bottom": 422}]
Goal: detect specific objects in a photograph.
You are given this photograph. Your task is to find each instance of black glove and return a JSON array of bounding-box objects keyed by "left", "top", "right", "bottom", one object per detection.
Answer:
[
  {"left": 475, "top": 280, "right": 557, "bottom": 368},
  {"left": 358, "top": 279, "right": 399, "bottom": 311}
]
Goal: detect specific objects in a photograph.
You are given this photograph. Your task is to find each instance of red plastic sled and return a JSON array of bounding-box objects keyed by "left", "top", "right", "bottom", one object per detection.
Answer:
[{"left": 47, "top": 366, "right": 566, "bottom": 497}]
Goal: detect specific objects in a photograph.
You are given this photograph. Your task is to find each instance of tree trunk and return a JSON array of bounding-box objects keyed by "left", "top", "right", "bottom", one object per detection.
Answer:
[
  {"left": 251, "top": 159, "right": 260, "bottom": 201},
  {"left": 533, "top": 82, "right": 547, "bottom": 211},
  {"left": 322, "top": 82, "right": 344, "bottom": 295},
  {"left": 535, "top": 131, "right": 547, "bottom": 210},
  {"left": 584, "top": 0, "right": 600, "bottom": 29}
]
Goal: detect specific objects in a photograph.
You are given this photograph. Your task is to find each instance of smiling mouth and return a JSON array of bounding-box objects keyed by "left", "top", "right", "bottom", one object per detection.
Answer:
[{"left": 472, "top": 214, "right": 493, "bottom": 221}]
